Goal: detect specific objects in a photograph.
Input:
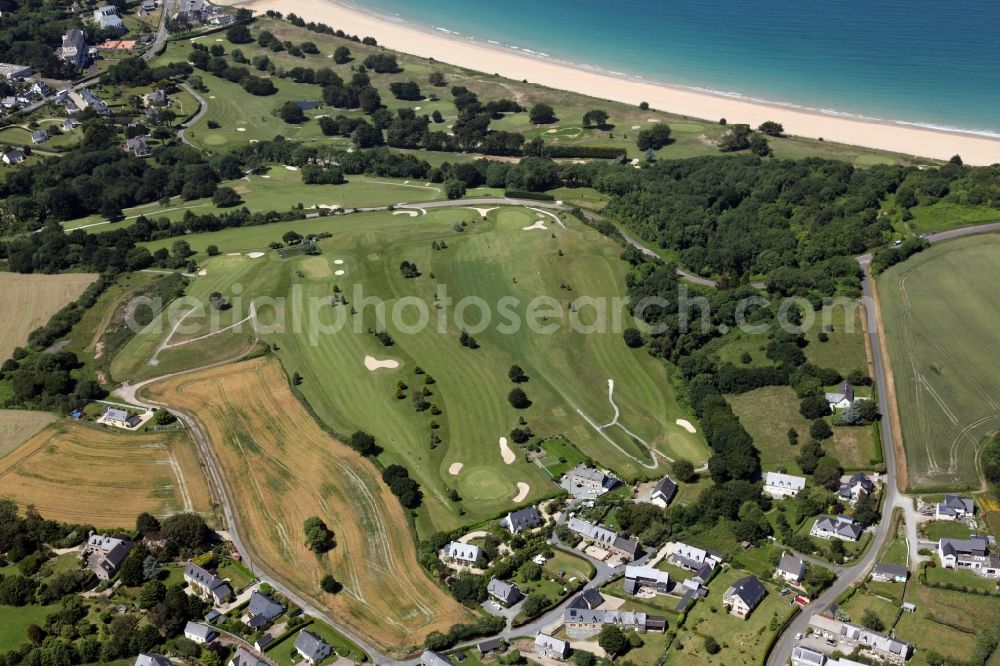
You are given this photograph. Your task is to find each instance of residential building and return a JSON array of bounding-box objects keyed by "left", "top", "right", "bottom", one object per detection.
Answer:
[
  {"left": 936, "top": 495, "right": 974, "bottom": 520},
  {"left": 568, "top": 589, "right": 604, "bottom": 610},
  {"left": 2, "top": 149, "right": 25, "bottom": 165},
  {"left": 792, "top": 647, "right": 867, "bottom": 666},
  {"left": 535, "top": 633, "right": 570, "bottom": 660},
  {"left": 564, "top": 607, "right": 666, "bottom": 638},
  {"left": 442, "top": 541, "right": 482, "bottom": 566},
  {"left": 870, "top": 563, "right": 908, "bottom": 583},
  {"left": 80, "top": 88, "right": 110, "bottom": 115},
  {"left": 560, "top": 465, "right": 619, "bottom": 498},
  {"left": 148, "top": 88, "right": 168, "bottom": 106},
  {"left": 184, "top": 561, "right": 233, "bottom": 605},
  {"left": 763, "top": 471, "right": 807, "bottom": 499},
  {"left": 30, "top": 129, "right": 47, "bottom": 144},
  {"left": 134, "top": 654, "right": 172, "bottom": 666},
  {"left": 60, "top": 29, "right": 88, "bottom": 68},
  {"left": 674, "top": 577, "right": 709, "bottom": 611},
  {"left": 811, "top": 515, "right": 863, "bottom": 542},
  {"left": 776, "top": 553, "right": 806, "bottom": 584},
  {"left": 126, "top": 136, "right": 152, "bottom": 157},
  {"left": 1, "top": 96, "right": 18, "bottom": 110},
  {"left": 63, "top": 118, "right": 79, "bottom": 132},
  {"left": 183, "top": 621, "right": 217, "bottom": 644},
  {"left": 82, "top": 532, "right": 133, "bottom": 581},
  {"left": 254, "top": 634, "right": 274, "bottom": 652},
  {"left": 30, "top": 81, "right": 51, "bottom": 97},
  {"left": 103, "top": 407, "right": 141, "bottom": 428},
  {"left": 808, "top": 614, "right": 913, "bottom": 664},
  {"left": 501, "top": 506, "right": 542, "bottom": 533},
  {"left": 722, "top": 575, "right": 766, "bottom": 618},
  {"left": 0, "top": 63, "right": 32, "bottom": 80},
  {"left": 839, "top": 472, "right": 874, "bottom": 505},
  {"left": 243, "top": 591, "right": 284, "bottom": 629},
  {"left": 487, "top": 578, "right": 522, "bottom": 606},
  {"left": 825, "top": 381, "right": 855, "bottom": 409},
  {"left": 623, "top": 565, "right": 670, "bottom": 595},
  {"left": 420, "top": 650, "right": 451, "bottom": 666},
  {"left": 667, "top": 541, "right": 723, "bottom": 578},
  {"left": 477, "top": 637, "right": 502, "bottom": 656},
  {"left": 228, "top": 647, "right": 268, "bottom": 666},
  {"left": 294, "top": 630, "right": 332, "bottom": 665},
  {"left": 649, "top": 476, "right": 677, "bottom": 507},
  {"left": 141, "top": 0, "right": 157, "bottom": 9},
  {"left": 565, "top": 517, "right": 643, "bottom": 561},
  {"left": 937, "top": 536, "right": 1000, "bottom": 577},
  {"left": 94, "top": 6, "right": 125, "bottom": 31}
]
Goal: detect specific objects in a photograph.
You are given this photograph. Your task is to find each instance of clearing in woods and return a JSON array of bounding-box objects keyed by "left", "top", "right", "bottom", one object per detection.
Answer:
[
  {"left": 0, "top": 272, "right": 97, "bottom": 361},
  {"left": 141, "top": 357, "right": 474, "bottom": 657},
  {"left": 0, "top": 420, "right": 212, "bottom": 527},
  {"left": 878, "top": 234, "right": 1000, "bottom": 489}
]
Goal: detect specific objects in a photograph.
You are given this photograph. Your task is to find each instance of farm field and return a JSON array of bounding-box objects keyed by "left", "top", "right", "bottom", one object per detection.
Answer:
[
  {"left": 878, "top": 234, "right": 1000, "bottom": 489},
  {"left": 0, "top": 271, "right": 97, "bottom": 362},
  {"left": 112, "top": 206, "right": 709, "bottom": 536},
  {"left": 728, "top": 386, "right": 876, "bottom": 471},
  {"left": 0, "top": 409, "right": 55, "bottom": 460},
  {"left": 141, "top": 357, "right": 474, "bottom": 656},
  {"left": 0, "top": 420, "right": 212, "bottom": 527},
  {"left": 803, "top": 301, "right": 869, "bottom": 376}
]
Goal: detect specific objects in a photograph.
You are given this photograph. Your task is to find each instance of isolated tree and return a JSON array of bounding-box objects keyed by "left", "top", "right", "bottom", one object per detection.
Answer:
[
  {"left": 508, "top": 387, "right": 531, "bottom": 409},
  {"left": 508, "top": 365, "right": 527, "bottom": 383},
  {"left": 787, "top": 427, "right": 799, "bottom": 446},
  {"left": 671, "top": 458, "right": 696, "bottom": 483},
  {"left": 521, "top": 592, "right": 549, "bottom": 618},
  {"left": 623, "top": 327, "right": 644, "bottom": 348},
  {"left": 303, "top": 516, "right": 335, "bottom": 555},
  {"left": 704, "top": 636, "right": 721, "bottom": 654},
  {"left": 829, "top": 539, "right": 846, "bottom": 559},
  {"left": 444, "top": 179, "right": 466, "bottom": 199},
  {"left": 529, "top": 103, "right": 557, "bottom": 124},
  {"left": 800, "top": 394, "right": 831, "bottom": 419},
  {"left": 282, "top": 230, "right": 303, "bottom": 245},
  {"left": 291, "top": 371, "right": 302, "bottom": 385},
  {"left": 226, "top": 24, "right": 252, "bottom": 44},
  {"left": 333, "top": 46, "right": 351, "bottom": 63},
  {"left": 583, "top": 109, "right": 610, "bottom": 128},
  {"left": 428, "top": 71, "right": 446, "bottom": 87},
  {"left": 636, "top": 124, "right": 672, "bottom": 150},
  {"left": 320, "top": 574, "right": 341, "bottom": 593},
  {"left": 212, "top": 187, "right": 242, "bottom": 207},
  {"left": 813, "top": 456, "right": 843, "bottom": 490},
  {"left": 861, "top": 608, "right": 884, "bottom": 632},
  {"left": 809, "top": 418, "right": 833, "bottom": 441},
  {"left": 349, "top": 431, "right": 379, "bottom": 456},
  {"left": 758, "top": 120, "right": 784, "bottom": 136},
  {"left": 597, "top": 625, "right": 628, "bottom": 657},
  {"left": 206, "top": 244, "right": 220, "bottom": 256},
  {"left": 431, "top": 109, "right": 444, "bottom": 123},
  {"left": 280, "top": 101, "right": 305, "bottom": 124},
  {"left": 796, "top": 440, "right": 825, "bottom": 474},
  {"left": 854, "top": 490, "right": 880, "bottom": 527}
]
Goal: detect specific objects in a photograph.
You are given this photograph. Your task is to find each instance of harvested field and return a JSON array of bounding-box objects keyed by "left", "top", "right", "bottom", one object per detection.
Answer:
[
  {"left": 0, "top": 420, "right": 212, "bottom": 527},
  {"left": 142, "top": 357, "right": 474, "bottom": 656},
  {"left": 0, "top": 272, "right": 97, "bottom": 361},
  {"left": 0, "top": 409, "right": 55, "bottom": 460}
]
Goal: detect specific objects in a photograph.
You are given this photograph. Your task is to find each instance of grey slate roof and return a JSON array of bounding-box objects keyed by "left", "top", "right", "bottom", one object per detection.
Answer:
[
  {"left": 294, "top": 629, "right": 331, "bottom": 664},
  {"left": 184, "top": 621, "right": 216, "bottom": 642},
  {"left": 651, "top": 476, "right": 677, "bottom": 503},
  {"left": 487, "top": 578, "right": 521, "bottom": 605},
  {"left": 503, "top": 506, "right": 542, "bottom": 532},
  {"left": 872, "top": 562, "right": 909, "bottom": 580},
  {"left": 568, "top": 588, "right": 604, "bottom": 609},
  {"left": 134, "top": 654, "right": 172, "bottom": 666},
  {"left": 477, "top": 637, "right": 502, "bottom": 653},
  {"left": 229, "top": 646, "right": 268, "bottom": 666},
  {"left": 724, "top": 575, "right": 766, "bottom": 610},
  {"left": 778, "top": 553, "right": 806, "bottom": 579},
  {"left": 940, "top": 536, "right": 989, "bottom": 557},
  {"left": 246, "top": 591, "right": 284, "bottom": 627},
  {"left": 420, "top": 650, "right": 451, "bottom": 666},
  {"left": 939, "top": 494, "right": 974, "bottom": 515}
]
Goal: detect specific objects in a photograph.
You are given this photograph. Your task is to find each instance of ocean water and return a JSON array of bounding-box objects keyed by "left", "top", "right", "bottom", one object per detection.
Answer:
[{"left": 344, "top": 0, "right": 1000, "bottom": 137}]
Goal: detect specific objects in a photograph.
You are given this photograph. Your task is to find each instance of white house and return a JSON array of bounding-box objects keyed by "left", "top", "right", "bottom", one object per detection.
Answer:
[
  {"left": 535, "top": 633, "right": 571, "bottom": 660},
  {"left": 936, "top": 495, "right": 974, "bottom": 520},
  {"left": 227, "top": 647, "right": 267, "bottom": 666},
  {"left": 442, "top": 541, "right": 482, "bottom": 566},
  {"left": 501, "top": 506, "right": 542, "bottom": 533},
  {"left": 870, "top": 563, "right": 908, "bottom": 583},
  {"left": 2, "top": 149, "right": 25, "bottom": 165},
  {"left": 134, "top": 654, "right": 172, "bottom": 666},
  {"left": 825, "top": 381, "right": 855, "bottom": 409},
  {"left": 808, "top": 615, "right": 912, "bottom": 664},
  {"left": 810, "top": 515, "right": 863, "bottom": 542},
  {"left": 183, "top": 621, "right": 217, "bottom": 644},
  {"left": 649, "top": 476, "right": 677, "bottom": 507},
  {"left": 763, "top": 472, "right": 806, "bottom": 499},
  {"left": 0, "top": 63, "right": 32, "bottom": 80},
  {"left": 938, "top": 536, "right": 1000, "bottom": 577},
  {"left": 294, "top": 630, "right": 332, "bottom": 665},
  {"left": 623, "top": 565, "right": 670, "bottom": 596},
  {"left": 722, "top": 575, "right": 766, "bottom": 619},
  {"left": 667, "top": 542, "right": 723, "bottom": 577},
  {"left": 103, "top": 407, "right": 141, "bottom": 428},
  {"left": 838, "top": 472, "right": 874, "bottom": 505},
  {"left": 775, "top": 553, "right": 806, "bottom": 584}
]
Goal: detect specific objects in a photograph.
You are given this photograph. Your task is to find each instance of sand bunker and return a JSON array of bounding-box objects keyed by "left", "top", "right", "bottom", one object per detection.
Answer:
[
  {"left": 236, "top": 127, "right": 246, "bottom": 132},
  {"left": 285, "top": 165, "right": 299, "bottom": 171},
  {"left": 522, "top": 220, "right": 547, "bottom": 231},
  {"left": 335, "top": 269, "right": 345, "bottom": 276},
  {"left": 197, "top": 269, "right": 207, "bottom": 276},
  {"left": 246, "top": 251, "right": 265, "bottom": 259},
  {"left": 209, "top": 95, "right": 216, "bottom": 99},
  {"left": 647, "top": 118, "right": 660, "bottom": 122},
  {"left": 467, "top": 207, "right": 498, "bottom": 217},
  {"left": 513, "top": 482, "right": 530, "bottom": 502},
  {"left": 226, "top": 252, "right": 241, "bottom": 256},
  {"left": 334, "top": 259, "right": 344, "bottom": 265},
  {"left": 393, "top": 210, "right": 419, "bottom": 217},
  {"left": 631, "top": 125, "right": 641, "bottom": 129},
  {"left": 675, "top": 419, "right": 697, "bottom": 433},
  {"left": 499, "top": 437, "right": 516, "bottom": 464},
  {"left": 364, "top": 355, "right": 400, "bottom": 371},
  {"left": 448, "top": 462, "right": 464, "bottom": 475}
]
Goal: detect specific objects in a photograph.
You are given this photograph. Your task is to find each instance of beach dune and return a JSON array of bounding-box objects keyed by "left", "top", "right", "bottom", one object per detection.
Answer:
[{"left": 222, "top": 0, "right": 1000, "bottom": 165}]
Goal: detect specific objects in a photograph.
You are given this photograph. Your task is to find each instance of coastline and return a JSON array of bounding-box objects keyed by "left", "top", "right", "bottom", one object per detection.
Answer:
[{"left": 223, "top": 0, "right": 1000, "bottom": 165}]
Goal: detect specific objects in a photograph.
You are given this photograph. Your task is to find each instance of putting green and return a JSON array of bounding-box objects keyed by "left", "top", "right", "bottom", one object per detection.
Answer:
[{"left": 457, "top": 466, "right": 512, "bottom": 501}]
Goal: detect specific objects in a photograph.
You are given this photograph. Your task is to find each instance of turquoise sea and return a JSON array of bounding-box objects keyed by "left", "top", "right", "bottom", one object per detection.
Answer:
[{"left": 344, "top": 0, "right": 1000, "bottom": 137}]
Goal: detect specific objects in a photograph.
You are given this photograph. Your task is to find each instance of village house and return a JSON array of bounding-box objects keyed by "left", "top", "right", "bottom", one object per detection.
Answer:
[
  {"left": 442, "top": 541, "right": 483, "bottom": 566},
  {"left": 2, "top": 149, "right": 25, "bottom": 165},
  {"left": 649, "top": 476, "right": 678, "bottom": 507},
  {"left": 667, "top": 541, "right": 723, "bottom": 579},
  {"left": 561, "top": 465, "right": 620, "bottom": 498},
  {"left": 82, "top": 532, "right": 133, "bottom": 581},
  {"left": 838, "top": 472, "right": 874, "bottom": 505},
  {"left": 1, "top": 96, "right": 19, "bottom": 110},
  {"left": 825, "top": 381, "right": 855, "bottom": 409},
  {"left": 63, "top": 118, "right": 79, "bottom": 132},
  {"left": 763, "top": 471, "right": 807, "bottom": 499},
  {"left": 141, "top": 0, "right": 157, "bottom": 9},
  {"left": 94, "top": 5, "right": 125, "bottom": 32},
  {"left": 59, "top": 29, "right": 88, "bottom": 68},
  {"left": 791, "top": 646, "right": 867, "bottom": 666},
  {"left": 937, "top": 536, "right": 1000, "bottom": 577},
  {"left": 535, "top": 633, "right": 571, "bottom": 660},
  {"left": 808, "top": 614, "right": 913, "bottom": 664},
  {"left": 183, "top": 561, "right": 233, "bottom": 605},
  {"left": 243, "top": 591, "right": 284, "bottom": 629},
  {"left": 722, "top": 575, "right": 766, "bottom": 619},
  {"left": 811, "top": 515, "right": 863, "bottom": 542},
  {"left": 183, "top": 621, "right": 217, "bottom": 645},
  {"left": 477, "top": 637, "right": 502, "bottom": 657},
  {"left": 0, "top": 63, "right": 32, "bottom": 80},
  {"left": 566, "top": 517, "right": 643, "bottom": 561},
  {"left": 134, "top": 654, "right": 172, "bottom": 666},
  {"left": 775, "top": 553, "right": 806, "bottom": 584},
  {"left": 870, "top": 563, "right": 909, "bottom": 583},
  {"left": 564, "top": 606, "right": 665, "bottom": 638},
  {"left": 487, "top": 578, "right": 522, "bottom": 606},
  {"left": 30, "top": 129, "right": 47, "bottom": 144},
  {"left": 569, "top": 588, "right": 604, "bottom": 610},
  {"left": 501, "top": 506, "right": 542, "bottom": 533},
  {"left": 126, "top": 136, "right": 152, "bottom": 157},
  {"left": 420, "top": 650, "right": 451, "bottom": 666},
  {"left": 103, "top": 407, "right": 142, "bottom": 428},
  {"left": 148, "top": 88, "right": 168, "bottom": 106},
  {"left": 623, "top": 565, "right": 670, "bottom": 596},
  {"left": 294, "top": 629, "right": 332, "bottom": 665},
  {"left": 253, "top": 634, "right": 274, "bottom": 652},
  {"left": 227, "top": 647, "right": 267, "bottom": 666},
  {"left": 936, "top": 494, "right": 974, "bottom": 520}
]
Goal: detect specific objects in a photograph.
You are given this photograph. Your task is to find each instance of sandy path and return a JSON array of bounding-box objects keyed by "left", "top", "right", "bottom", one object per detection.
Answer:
[
  {"left": 512, "top": 482, "right": 530, "bottom": 502},
  {"left": 364, "top": 355, "right": 399, "bottom": 371},
  {"left": 499, "top": 437, "right": 516, "bottom": 464},
  {"left": 675, "top": 419, "right": 697, "bottom": 433}
]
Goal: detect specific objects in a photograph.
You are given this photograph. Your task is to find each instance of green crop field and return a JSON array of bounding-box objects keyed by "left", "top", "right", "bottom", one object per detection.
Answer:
[
  {"left": 110, "top": 205, "right": 709, "bottom": 536},
  {"left": 878, "top": 234, "right": 1000, "bottom": 489}
]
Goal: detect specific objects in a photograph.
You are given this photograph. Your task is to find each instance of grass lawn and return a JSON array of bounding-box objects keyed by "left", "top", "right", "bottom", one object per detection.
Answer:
[
  {"left": 728, "top": 386, "right": 875, "bottom": 470},
  {"left": 264, "top": 619, "right": 368, "bottom": 664},
  {"left": 894, "top": 584, "right": 1000, "bottom": 664},
  {"left": 0, "top": 604, "right": 51, "bottom": 651},
  {"left": 667, "top": 567, "right": 796, "bottom": 666},
  {"left": 537, "top": 436, "right": 587, "bottom": 479},
  {"left": 836, "top": 589, "right": 899, "bottom": 630},
  {"left": 601, "top": 578, "right": 683, "bottom": 615},
  {"left": 878, "top": 536, "right": 909, "bottom": 567},
  {"left": 803, "top": 301, "right": 869, "bottom": 376},
  {"left": 896, "top": 197, "right": 1000, "bottom": 235},
  {"left": 878, "top": 234, "right": 1000, "bottom": 489},
  {"left": 542, "top": 549, "right": 593, "bottom": 582},
  {"left": 217, "top": 558, "right": 256, "bottom": 592},
  {"left": 923, "top": 521, "right": 972, "bottom": 541},
  {"left": 925, "top": 565, "right": 998, "bottom": 593}
]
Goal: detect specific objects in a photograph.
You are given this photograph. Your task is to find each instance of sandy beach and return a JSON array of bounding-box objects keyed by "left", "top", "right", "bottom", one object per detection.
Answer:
[{"left": 225, "top": 0, "right": 1000, "bottom": 165}]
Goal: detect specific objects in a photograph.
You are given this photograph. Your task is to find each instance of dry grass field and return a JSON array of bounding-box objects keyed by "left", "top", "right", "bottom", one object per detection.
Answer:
[
  {"left": 0, "top": 409, "right": 55, "bottom": 460},
  {"left": 142, "top": 357, "right": 474, "bottom": 657},
  {"left": 0, "top": 420, "right": 212, "bottom": 527},
  {"left": 0, "top": 272, "right": 97, "bottom": 361}
]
